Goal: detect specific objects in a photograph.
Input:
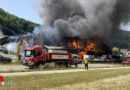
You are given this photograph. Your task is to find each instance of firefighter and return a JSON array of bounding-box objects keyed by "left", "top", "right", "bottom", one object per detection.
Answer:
[{"left": 84, "top": 58, "right": 88, "bottom": 70}]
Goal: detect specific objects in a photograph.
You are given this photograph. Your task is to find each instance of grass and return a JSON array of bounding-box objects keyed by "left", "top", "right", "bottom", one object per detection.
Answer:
[
  {"left": 0, "top": 63, "right": 129, "bottom": 73},
  {"left": 0, "top": 66, "right": 124, "bottom": 73},
  {"left": 53, "top": 74, "right": 130, "bottom": 90},
  {"left": 85, "top": 74, "right": 130, "bottom": 90},
  {"left": 1, "top": 68, "right": 130, "bottom": 90},
  {"left": 0, "top": 61, "right": 122, "bottom": 65},
  {"left": 0, "top": 67, "right": 74, "bottom": 73}
]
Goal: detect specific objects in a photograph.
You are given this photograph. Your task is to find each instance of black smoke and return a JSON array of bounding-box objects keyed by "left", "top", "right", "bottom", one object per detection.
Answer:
[{"left": 37, "top": 0, "right": 130, "bottom": 45}]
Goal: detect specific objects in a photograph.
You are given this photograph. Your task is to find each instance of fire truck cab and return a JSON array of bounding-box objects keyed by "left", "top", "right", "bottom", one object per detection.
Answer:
[{"left": 23, "top": 45, "right": 72, "bottom": 69}]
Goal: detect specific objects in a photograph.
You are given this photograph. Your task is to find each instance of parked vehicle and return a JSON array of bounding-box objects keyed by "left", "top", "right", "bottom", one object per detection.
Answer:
[
  {"left": 0, "top": 55, "right": 12, "bottom": 63},
  {"left": 126, "top": 57, "right": 130, "bottom": 59},
  {"left": 22, "top": 45, "right": 72, "bottom": 69},
  {"left": 98, "top": 58, "right": 106, "bottom": 62},
  {"left": 71, "top": 54, "right": 82, "bottom": 67},
  {"left": 94, "top": 57, "right": 106, "bottom": 62},
  {"left": 122, "top": 59, "right": 130, "bottom": 64},
  {"left": 0, "top": 46, "right": 3, "bottom": 51},
  {"left": 108, "top": 58, "right": 117, "bottom": 62},
  {"left": 94, "top": 58, "right": 100, "bottom": 62}
]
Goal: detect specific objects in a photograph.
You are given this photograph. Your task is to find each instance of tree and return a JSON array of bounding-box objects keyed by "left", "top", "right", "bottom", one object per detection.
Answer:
[{"left": 0, "top": 8, "right": 39, "bottom": 36}]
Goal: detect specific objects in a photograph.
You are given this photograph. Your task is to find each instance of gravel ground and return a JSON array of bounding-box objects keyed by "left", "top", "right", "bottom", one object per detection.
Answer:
[
  {"left": 0, "top": 64, "right": 120, "bottom": 71},
  {"left": 0, "top": 52, "right": 18, "bottom": 62},
  {"left": 0, "top": 65, "right": 27, "bottom": 71},
  {"left": 1, "top": 67, "right": 130, "bottom": 77}
]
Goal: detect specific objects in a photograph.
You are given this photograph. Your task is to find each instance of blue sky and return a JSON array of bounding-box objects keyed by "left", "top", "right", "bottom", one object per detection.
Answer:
[
  {"left": 0, "top": 0, "right": 42, "bottom": 24},
  {"left": 0, "top": 0, "right": 130, "bottom": 31}
]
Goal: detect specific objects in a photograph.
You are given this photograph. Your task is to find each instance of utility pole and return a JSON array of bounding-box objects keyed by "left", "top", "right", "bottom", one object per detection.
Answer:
[{"left": 0, "top": 27, "right": 3, "bottom": 38}]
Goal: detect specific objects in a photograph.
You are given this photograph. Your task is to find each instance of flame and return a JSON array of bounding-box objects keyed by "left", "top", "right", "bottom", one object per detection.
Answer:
[
  {"left": 72, "top": 40, "right": 80, "bottom": 48},
  {"left": 68, "top": 39, "right": 95, "bottom": 51},
  {"left": 68, "top": 39, "right": 80, "bottom": 48},
  {"left": 85, "top": 42, "right": 95, "bottom": 51},
  {"left": 78, "top": 51, "right": 86, "bottom": 60},
  {"left": 67, "top": 38, "right": 96, "bottom": 60},
  {"left": 79, "top": 41, "right": 95, "bottom": 60}
]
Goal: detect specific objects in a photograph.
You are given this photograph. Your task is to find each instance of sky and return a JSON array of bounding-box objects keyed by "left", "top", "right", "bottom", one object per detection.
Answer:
[{"left": 0, "top": 0, "right": 130, "bottom": 31}]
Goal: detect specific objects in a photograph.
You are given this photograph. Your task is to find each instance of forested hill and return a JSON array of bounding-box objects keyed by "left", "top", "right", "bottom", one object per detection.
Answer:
[
  {"left": 108, "top": 30, "right": 130, "bottom": 50},
  {"left": 0, "top": 8, "right": 39, "bottom": 35}
]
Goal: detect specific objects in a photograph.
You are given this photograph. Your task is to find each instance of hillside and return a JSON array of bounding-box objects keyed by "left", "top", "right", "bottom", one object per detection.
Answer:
[
  {"left": 0, "top": 8, "right": 39, "bottom": 35},
  {"left": 108, "top": 30, "right": 130, "bottom": 50}
]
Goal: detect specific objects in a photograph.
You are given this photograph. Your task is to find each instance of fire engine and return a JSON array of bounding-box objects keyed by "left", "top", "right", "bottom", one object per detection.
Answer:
[{"left": 22, "top": 45, "right": 72, "bottom": 69}]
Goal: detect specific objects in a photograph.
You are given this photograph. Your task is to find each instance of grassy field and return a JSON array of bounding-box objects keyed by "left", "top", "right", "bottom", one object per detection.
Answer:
[
  {"left": 1, "top": 69, "right": 130, "bottom": 90},
  {"left": 0, "top": 67, "right": 72, "bottom": 73},
  {"left": 0, "top": 64, "right": 128, "bottom": 73}
]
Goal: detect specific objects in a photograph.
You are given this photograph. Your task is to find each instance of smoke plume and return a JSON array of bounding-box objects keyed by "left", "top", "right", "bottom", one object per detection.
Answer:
[
  {"left": 38, "top": 0, "right": 130, "bottom": 44},
  {"left": 5, "top": 43, "right": 18, "bottom": 54}
]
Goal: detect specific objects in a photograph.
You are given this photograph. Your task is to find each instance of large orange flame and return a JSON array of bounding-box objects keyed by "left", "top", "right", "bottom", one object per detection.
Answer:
[
  {"left": 68, "top": 39, "right": 96, "bottom": 60},
  {"left": 85, "top": 42, "right": 95, "bottom": 51},
  {"left": 68, "top": 39, "right": 80, "bottom": 48},
  {"left": 78, "top": 51, "right": 87, "bottom": 60}
]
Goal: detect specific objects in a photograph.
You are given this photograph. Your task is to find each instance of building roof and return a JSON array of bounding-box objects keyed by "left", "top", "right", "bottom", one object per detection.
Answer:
[{"left": 43, "top": 45, "right": 64, "bottom": 50}]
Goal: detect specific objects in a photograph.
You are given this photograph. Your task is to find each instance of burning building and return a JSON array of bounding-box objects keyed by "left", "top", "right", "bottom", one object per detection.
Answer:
[
  {"left": 2, "top": 0, "right": 129, "bottom": 59},
  {"left": 32, "top": 0, "right": 130, "bottom": 59},
  {"left": 62, "top": 37, "right": 95, "bottom": 59},
  {"left": 4, "top": 0, "right": 130, "bottom": 59}
]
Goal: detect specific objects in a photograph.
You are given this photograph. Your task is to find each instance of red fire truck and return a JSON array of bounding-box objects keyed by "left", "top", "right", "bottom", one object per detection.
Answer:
[{"left": 22, "top": 45, "right": 72, "bottom": 69}]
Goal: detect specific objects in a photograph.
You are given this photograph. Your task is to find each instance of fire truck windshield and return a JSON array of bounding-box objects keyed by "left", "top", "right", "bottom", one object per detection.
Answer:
[{"left": 25, "top": 50, "right": 33, "bottom": 57}]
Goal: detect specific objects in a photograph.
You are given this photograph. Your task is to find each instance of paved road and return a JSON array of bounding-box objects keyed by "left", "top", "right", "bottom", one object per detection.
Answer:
[
  {"left": 0, "top": 64, "right": 120, "bottom": 71},
  {"left": 0, "top": 52, "right": 18, "bottom": 62},
  {"left": 1, "top": 67, "right": 130, "bottom": 77}
]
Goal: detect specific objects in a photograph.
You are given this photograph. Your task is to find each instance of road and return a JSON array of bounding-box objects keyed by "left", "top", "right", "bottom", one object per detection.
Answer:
[
  {"left": 0, "top": 65, "right": 27, "bottom": 71},
  {"left": 0, "top": 63, "right": 120, "bottom": 71},
  {"left": 0, "top": 52, "right": 18, "bottom": 62},
  {"left": 1, "top": 67, "right": 130, "bottom": 77}
]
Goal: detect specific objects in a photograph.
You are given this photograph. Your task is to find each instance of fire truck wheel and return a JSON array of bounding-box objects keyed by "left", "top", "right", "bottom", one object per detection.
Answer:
[
  {"left": 55, "top": 63, "right": 60, "bottom": 68},
  {"left": 66, "top": 63, "right": 71, "bottom": 68},
  {"left": 68, "top": 63, "right": 71, "bottom": 68},
  {"left": 65, "top": 63, "right": 71, "bottom": 68},
  {"left": 39, "top": 64, "right": 44, "bottom": 69},
  {"left": 29, "top": 65, "right": 38, "bottom": 69},
  {"left": 29, "top": 66, "right": 34, "bottom": 69}
]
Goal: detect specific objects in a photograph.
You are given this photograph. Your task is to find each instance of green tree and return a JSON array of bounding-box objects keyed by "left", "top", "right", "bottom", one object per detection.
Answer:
[{"left": 0, "top": 8, "right": 39, "bottom": 36}]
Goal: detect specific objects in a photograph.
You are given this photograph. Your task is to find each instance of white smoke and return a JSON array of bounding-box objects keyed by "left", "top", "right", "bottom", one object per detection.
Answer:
[
  {"left": 33, "top": 27, "right": 42, "bottom": 34},
  {"left": 5, "top": 43, "right": 18, "bottom": 54}
]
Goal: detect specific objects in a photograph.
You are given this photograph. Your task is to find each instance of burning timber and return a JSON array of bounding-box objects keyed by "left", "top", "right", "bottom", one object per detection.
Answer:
[{"left": 60, "top": 37, "right": 96, "bottom": 60}]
